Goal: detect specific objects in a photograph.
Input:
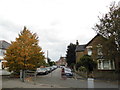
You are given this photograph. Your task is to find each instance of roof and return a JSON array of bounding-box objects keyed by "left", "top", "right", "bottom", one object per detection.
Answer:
[
  {"left": 75, "top": 34, "right": 106, "bottom": 52},
  {"left": 0, "top": 40, "right": 11, "bottom": 49},
  {"left": 86, "top": 34, "right": 106, "bottom": 46},
  {"left": 85, "top": 34, "right": 99, "bottom": 46},
  {"left": 75, "top": 44, "right": 86, "bottom": 52}
]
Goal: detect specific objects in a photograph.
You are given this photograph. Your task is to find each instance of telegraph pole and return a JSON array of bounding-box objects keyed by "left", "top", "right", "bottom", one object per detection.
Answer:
[
  {"left": 47, "top": 50, "right": 48, "bottom": 60},
  {"left": 47, "top": 50, "right": 48, "bottom": 63}
]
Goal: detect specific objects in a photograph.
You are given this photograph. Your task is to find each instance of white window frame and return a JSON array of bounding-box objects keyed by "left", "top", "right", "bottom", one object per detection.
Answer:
[
  {"left": 97, "top": 44, "right": 103, "bottom": 56},
  {"left": 97, "top": 59, "right": 115, "bottom": 70},
  {"left": 103, "top": 60, "right": 109, "bottom": 69},
  {"left": 0, "top": 49, "right": 6, "bottom": 56},
  {"left": 86, "top": 46, "right": 92, "bottom": 56}
]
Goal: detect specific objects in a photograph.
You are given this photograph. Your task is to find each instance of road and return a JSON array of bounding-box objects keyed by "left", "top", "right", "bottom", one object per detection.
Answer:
[
  {"left": 35, "top": 68, "right": 87, "bottom": 88},
  {"left": 2, "top": 68, "right": 119, "bottom": 88},
  {"left": 35, "top": 68, "right": 119, "bottom": 88}
]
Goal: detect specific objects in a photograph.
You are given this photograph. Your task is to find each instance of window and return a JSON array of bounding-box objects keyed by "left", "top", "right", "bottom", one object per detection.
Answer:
[
  {"left": 86, "top": 46, "right": 92, "bottom": 56},
  {"left": 103, "top": 60, "right": 109, "bottom": 69},
  {"left": 111, "top": 60, "right": 115, "bottom": 69},
  {"left": 88, "top": 48, "right": 92, "bottom": 56},
  {"left": 0, "top": 49, "right": 5, "bottom": 56},
  {"left": 97, "top": 60, "right": 101, "bottom": 69},
  {"left": 97, "top": 44, "right": 103, "bottom": 56},
  {"left": 97, "top": 48, "right": 103, "bottom": 56},
  {"left": 97, "top": 59, "right": 114, "bottom": 70}
]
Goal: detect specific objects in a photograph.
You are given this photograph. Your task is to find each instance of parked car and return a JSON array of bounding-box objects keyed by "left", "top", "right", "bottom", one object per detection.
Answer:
[
  {"left": 52, "top": 65, "right": 57, "bottom": 70},
  {"left": 50, "top": 65, "right": 57, "bottom": 71},
  {"left": 45, "top": 67, "right": 52, "bottom": 73},
  {"left": 64, "top": 67, "right": 73, "bottom": 78},
  {"left": 60, "top": 65, "right": 65, "bottom": 68},
  {"left": 36, "top": 68, "right": 48, "bottom": 75}
]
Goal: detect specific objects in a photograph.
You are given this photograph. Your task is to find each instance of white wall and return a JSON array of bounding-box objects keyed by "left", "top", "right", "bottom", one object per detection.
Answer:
[
  {"left": 0, "top": 48, "right": 6, "bottom": 69},
  {"left": 0, "top": 62, "right": 2, "bottom": 69}
]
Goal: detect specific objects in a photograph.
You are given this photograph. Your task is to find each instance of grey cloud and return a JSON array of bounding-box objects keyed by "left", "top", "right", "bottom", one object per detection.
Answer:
[
  {"left": 36, "top": 28, "right": 67, "bottom": 61},
  {"left": 0, "top": 20, "right": 68, "bottom": 61},
  {"left": 45, "top": 43, "right": 67, "bottom": 61},
  {"left": 0, "top": 19, "right": 22, "bottom": 42},
  {"left": 0, "top": 19, "right": 22, "bottom": 33}
]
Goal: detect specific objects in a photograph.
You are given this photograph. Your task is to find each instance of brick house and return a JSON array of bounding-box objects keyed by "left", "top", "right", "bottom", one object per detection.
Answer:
[
  {"left": 76, "top": 34, "right": 118, "bottom": 79},
  {"left": 56, "top": 56, "right": 67, "bottom": 66},
  {"left": 75, "top": 44, "right": 86, "bottom": 63}
]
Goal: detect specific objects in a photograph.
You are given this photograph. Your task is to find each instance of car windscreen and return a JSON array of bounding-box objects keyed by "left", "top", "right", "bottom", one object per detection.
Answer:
[{"left": 65, "top": 68, "right": 71, "bottom": 72}]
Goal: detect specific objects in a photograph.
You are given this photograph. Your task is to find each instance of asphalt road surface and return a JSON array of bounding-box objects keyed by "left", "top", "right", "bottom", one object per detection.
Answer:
[
  {"left": 35, "top": 68, "right": 119, "bottom": 88},
  {"left": 35, "top": 68, "right": 87, "bottom": 88}
]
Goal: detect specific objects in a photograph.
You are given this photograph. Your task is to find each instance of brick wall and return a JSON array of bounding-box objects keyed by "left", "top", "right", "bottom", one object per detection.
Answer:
[
  {"left": 76, "top": 52, "right": 84, "bottom": 63},
  {"left": 84, "top": 35, "right": 106, "bottom": 61},
  {"left": 94, "top": 70, "right": 119, "bottom": 80}
]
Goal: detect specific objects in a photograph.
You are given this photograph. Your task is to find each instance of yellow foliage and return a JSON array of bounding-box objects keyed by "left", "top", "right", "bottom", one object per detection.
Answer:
[{"left": 4, "top": 27, "right": 45, "bottom": 72}]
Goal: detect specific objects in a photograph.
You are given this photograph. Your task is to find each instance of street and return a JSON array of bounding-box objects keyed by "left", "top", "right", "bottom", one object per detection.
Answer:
[
  {"left": 35, "top": 68, "right": 87, "bottom": 88},
  {"left": 2, "top": 68, "right": 119, "bottom": 88}
]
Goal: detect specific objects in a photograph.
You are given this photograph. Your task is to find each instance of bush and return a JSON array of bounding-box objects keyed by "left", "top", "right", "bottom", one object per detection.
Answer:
[
  {"left": 76, "top": 55, "right": 97, "bottom": 73},
  {"left": 78, "top": 66, "right": 87, "bottom": 72}
]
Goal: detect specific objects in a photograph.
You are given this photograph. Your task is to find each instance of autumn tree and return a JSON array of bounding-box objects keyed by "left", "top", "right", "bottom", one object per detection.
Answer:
[{"left": 4, "top": 27, "right": 45, "bottom": 74}]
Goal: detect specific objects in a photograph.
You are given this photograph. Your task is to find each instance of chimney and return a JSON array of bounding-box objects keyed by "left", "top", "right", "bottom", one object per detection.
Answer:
[{"left": 76, "top": 40, "right": 79, "bottom": 46}]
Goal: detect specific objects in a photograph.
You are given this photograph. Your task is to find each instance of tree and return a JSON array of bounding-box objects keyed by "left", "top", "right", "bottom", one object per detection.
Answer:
[
  {"left": 77, "top": 55, "right": 97, "bottom": 77},
  {"left": 94, "top": 2, "right": 120, "bottom": 51},
  {"left": 49, "top": 61, "right": 55, "bottom": 66},
  {"left": 4, "top": 27, "right": 45, "bottom": 74},
  {"left": 93, "top": 2, "right": 120, "bottom": 70},
  {"left": 66, "top": 43, "right": 76, "bottom": 68},
  {"left": 47, "top": 57, "right": 51, "bottom": 65},
  {"left": 47, "top": 57, "right": 55, "bottom": 66}
]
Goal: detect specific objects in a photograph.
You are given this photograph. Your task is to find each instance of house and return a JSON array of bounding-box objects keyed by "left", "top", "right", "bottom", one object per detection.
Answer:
[
  {"left": 75, "top": 44, "right": 86, "bottom": 63},
  {"left": 76, "top": 34, "right": 118, "bottom": 79},
  {"left": 85, "top": 34, "right": 115, "bottom": 70},
  {"left": 0, "top": 40, "right": 11, "bottom": 69},
  {"left": 56, "top": 56, "right": 67, "bottom": 66}
]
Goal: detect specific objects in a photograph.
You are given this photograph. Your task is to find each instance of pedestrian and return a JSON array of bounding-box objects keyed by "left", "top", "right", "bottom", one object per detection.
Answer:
[
  {"left": 61, "top": 68, "right": 67, "bottom": 80},
  {"left": 61, "top": 68, "right": 64, "bottom": 75}
]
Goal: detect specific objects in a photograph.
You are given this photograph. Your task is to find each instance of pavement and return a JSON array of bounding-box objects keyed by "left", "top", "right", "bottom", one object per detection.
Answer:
[
  {"left": 2, "top": 76, "right": 66, "bottom": 88},
  {"left": 74, "top": 72, "right": 119, "bottom": 83},
  {"left": 1, "top": 69, "right": 65, "bottom": 88},
  {"left": 73, "top": 72, "right": 86, "bottom": 80}
]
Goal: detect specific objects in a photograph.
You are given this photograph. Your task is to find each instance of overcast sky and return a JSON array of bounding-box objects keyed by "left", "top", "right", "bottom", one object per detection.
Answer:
[{"left": 0, "top": 0, "right": 119, "bottom": 61}]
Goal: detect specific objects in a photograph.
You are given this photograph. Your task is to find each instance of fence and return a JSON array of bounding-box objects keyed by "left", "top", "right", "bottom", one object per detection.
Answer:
[{"left": 20, "top": 70, "right": 37, "bottom": 83}]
